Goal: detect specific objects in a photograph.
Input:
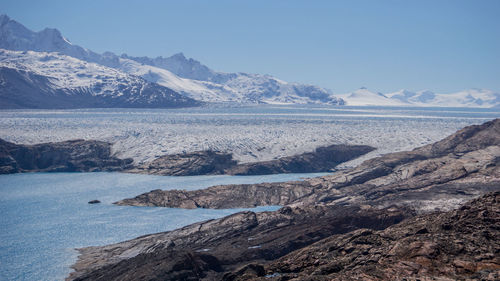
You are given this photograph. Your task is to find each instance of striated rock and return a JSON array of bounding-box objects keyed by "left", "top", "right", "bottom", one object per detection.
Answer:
[
  {"left": 0, "top": 138, "right": 133, "bottom": 174},
  {"left": 126, "top": 144, "right": 375, "bottom": 176},
  {"left": 250, "top": 191, "right": 500, "bottom": 281},
  {"left": 115, "top": 181, "right": 314, "bottom": 208},
  {"left": 69, "top": 204, "right": 410, "bottom": 281},
  {"left": 225, "top": 144, "right": 375, "bottom": 175},
  {"left": 126, "top": 150, "right": 237, "bottom": 176}
]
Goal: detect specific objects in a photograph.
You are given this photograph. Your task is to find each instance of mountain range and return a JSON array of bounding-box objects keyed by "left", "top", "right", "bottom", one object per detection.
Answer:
[{"left": 0, "top": 14, "right": 498, "bottom": 108}]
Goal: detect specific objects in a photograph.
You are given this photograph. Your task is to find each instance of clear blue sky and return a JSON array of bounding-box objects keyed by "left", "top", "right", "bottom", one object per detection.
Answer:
[{"left": 1, "top": 0, "right": 499, "bottom": 93}]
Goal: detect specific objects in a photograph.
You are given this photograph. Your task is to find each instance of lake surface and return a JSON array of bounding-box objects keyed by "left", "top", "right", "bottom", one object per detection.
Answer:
[{"left": 0, "top": 172, "right": 327, "bottom": 281}]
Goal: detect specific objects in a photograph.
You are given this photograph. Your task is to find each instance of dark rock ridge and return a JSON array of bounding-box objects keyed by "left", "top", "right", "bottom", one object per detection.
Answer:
[
  {"left": 68, "top": 119, "right": 500, "bottom": 280},
  {"left": 227, "top": 144, "right": 375, "bottom": 175},
  {"left": 0, "top": 138, "right": 133, "bottom": 173},
  {"left": 127, "top": 144, "right": 375, "bottom": 176},
  {"left": 69, "top": 204, "right": 411, "bottom": 281},
  {"left": 232, "top": 191, "right": 500, "bottom": 280},
  {"left": 127, "top": 150, "right": 237, "bottom": 176}
]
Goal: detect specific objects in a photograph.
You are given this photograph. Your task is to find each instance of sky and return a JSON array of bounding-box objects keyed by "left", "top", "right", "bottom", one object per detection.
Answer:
[{"left": 1, "top": 0, "right": 499, "bottom": 93}]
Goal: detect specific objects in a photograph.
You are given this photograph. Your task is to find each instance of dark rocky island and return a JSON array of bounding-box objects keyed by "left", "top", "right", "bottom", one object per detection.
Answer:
[
  {"left": 126, "top": 144, "right": 375, "bottom": 176},
  {"left": 69, "top": 119, "right": 500, "bottom": 280},
  {"left": 0, "top": 138, "right": 133, "bottom": 174}
]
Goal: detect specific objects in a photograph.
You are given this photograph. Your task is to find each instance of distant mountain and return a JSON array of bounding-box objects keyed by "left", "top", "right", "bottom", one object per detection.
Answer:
[
  {"left": 0, "top": 14, "right": 344, "bottom": 105},
  {"left": 335, "top": 87, "right": 500, "bottom": 108},
  {"left": 0, "top": 49, "right": 198, "bottom": 109},
  {"left": 336, "top": 88, "right": 407, "bottom": 106},
  {"left": 388, "top": 89, "right": 500, "bottom": 108},
  {"left": 1, "top": 14, "right": 498, "bottom": 108}
]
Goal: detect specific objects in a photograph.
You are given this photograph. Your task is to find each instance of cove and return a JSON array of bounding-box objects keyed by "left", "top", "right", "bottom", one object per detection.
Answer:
[{"left": 0, "top": 172, "right": 327, "bottom": 281}]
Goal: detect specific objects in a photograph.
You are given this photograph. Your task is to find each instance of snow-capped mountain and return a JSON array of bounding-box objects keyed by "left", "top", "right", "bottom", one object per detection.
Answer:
[
  {"left": 0, "top": 14, "right": 344, "bottom": 105},
  {"left": 388, "top": 89, "right": 500, "bottom": 108},
  {"left": 336, "top": 88, "right": 407, "bottom": 106},
  {"left": 0, "top": 49, "right": 198, "bottom": 109},
  {"left": 1, "top": 14, "right": 498, "bottom": 108}
]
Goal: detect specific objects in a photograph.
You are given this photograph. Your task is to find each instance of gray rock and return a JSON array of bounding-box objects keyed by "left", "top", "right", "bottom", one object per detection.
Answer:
[
  {"left": 0, "top": 138, "right": 133, "bottom": 173},
  {"left": 127, "top": 144, "right": 375, "bottom": 176}
]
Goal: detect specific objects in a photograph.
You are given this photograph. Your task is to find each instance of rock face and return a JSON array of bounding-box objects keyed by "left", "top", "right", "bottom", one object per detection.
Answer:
[
  {"left": 127, "top": 144, "right": 375, "bottom": 176},
  {"left": 115, "top": 181, "right": 314, "bottom": 208},
  {"left": 226, "top": 144, "right": 375, "bottom": 175},
  {"left": 127, "top": 150, "right": 237, "bottom": 176},
  {"left": 69, "top": 204, "right": 411, "bottom": 281},
  {"left": 250, "top": 191, "right": 500, "bottom": 281},
  {"left": 0, "top": 138, "right": 133, "bottom": 173},
  {"left": 68, "top": 119, "right": 500, "bottom": 281}
]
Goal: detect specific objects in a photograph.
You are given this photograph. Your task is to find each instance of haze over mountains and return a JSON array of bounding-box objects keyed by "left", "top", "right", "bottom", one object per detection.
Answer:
[{"left": 0, "top": 14, "right": 498, "bottom": 108}]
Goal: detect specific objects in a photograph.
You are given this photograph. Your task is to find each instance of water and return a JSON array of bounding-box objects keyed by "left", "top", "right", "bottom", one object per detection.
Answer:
[{"left": 0, "top": 172, "right": 327, "bottom": 281}]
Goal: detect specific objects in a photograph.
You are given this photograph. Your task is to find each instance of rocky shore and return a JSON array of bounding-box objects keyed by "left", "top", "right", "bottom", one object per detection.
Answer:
[
  {"left": 0, "top": 138, "right": 133, "bottom": 173},
  {"left": 69, "top": 119, "right": 500, "bottom": 280}
]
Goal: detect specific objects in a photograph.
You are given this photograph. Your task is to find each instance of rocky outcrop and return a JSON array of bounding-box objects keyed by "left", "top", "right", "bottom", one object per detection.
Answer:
[
  {"left": 244, "top": 191, "right": 500, "bottom": 281},
  {"left": 127, "top": 144, "right": 375, "bottom": 176},
  {"left": 126, "top": 150, "right": 237, "bottom": 176},
  {"left": 68, "top": 119, "right": 500, "bottom": 280},
  {"left": 225, "top": 144, "right": 375, "bottom": 175},
  {"left": 115, "top": 181, "right": 315, "bottom": 208},
  {"left": 69, "top": 204, "right": 410, "bottom": 281},
  {"left": 0, "top": 138, "right": 133, "bottom": 173}
]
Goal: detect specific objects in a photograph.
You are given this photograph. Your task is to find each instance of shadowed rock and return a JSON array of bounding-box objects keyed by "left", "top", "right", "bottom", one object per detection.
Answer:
[
  {"left": 240, "top": 191, "right": 500, "bottom": 281},
  {"left": 69, "top": 204, "right": 410, "bottom": 281},
  {"left": 126, "top": 144, "right": 375, "bottom": 176},
  {"left": 0, "top": 138, "right": 133, "bottom": 174}
]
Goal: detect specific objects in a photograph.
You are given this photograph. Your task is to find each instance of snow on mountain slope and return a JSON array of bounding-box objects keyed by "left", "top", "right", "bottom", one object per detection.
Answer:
[
  {"left": 114, "top": 57, "right": 236, "bottom": 102},
  {"left": 336, "top": 88, "right": 407, "bottom": 106},
  {"left": 121, "top": 52, "right": 222, "bottom": 83},
  {"left": 122, "top": 52, "right": 344, "bottom": 105},
  {"left": 1, "top": 14, "right": 498, "bottom": 108},
  {"left": 388, "top": 89, "right": 500, "bottom": 108},
  {"left": 0, "top": 49, "right": 198, "bottom": 108},
  {"left": 0, "top": 14, "right": 344, "bottom": 105}
]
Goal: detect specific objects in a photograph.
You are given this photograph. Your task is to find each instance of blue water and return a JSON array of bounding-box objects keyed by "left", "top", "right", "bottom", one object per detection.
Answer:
[{"left": 0, "top": 172, "right": 327, "bottom": 281}]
